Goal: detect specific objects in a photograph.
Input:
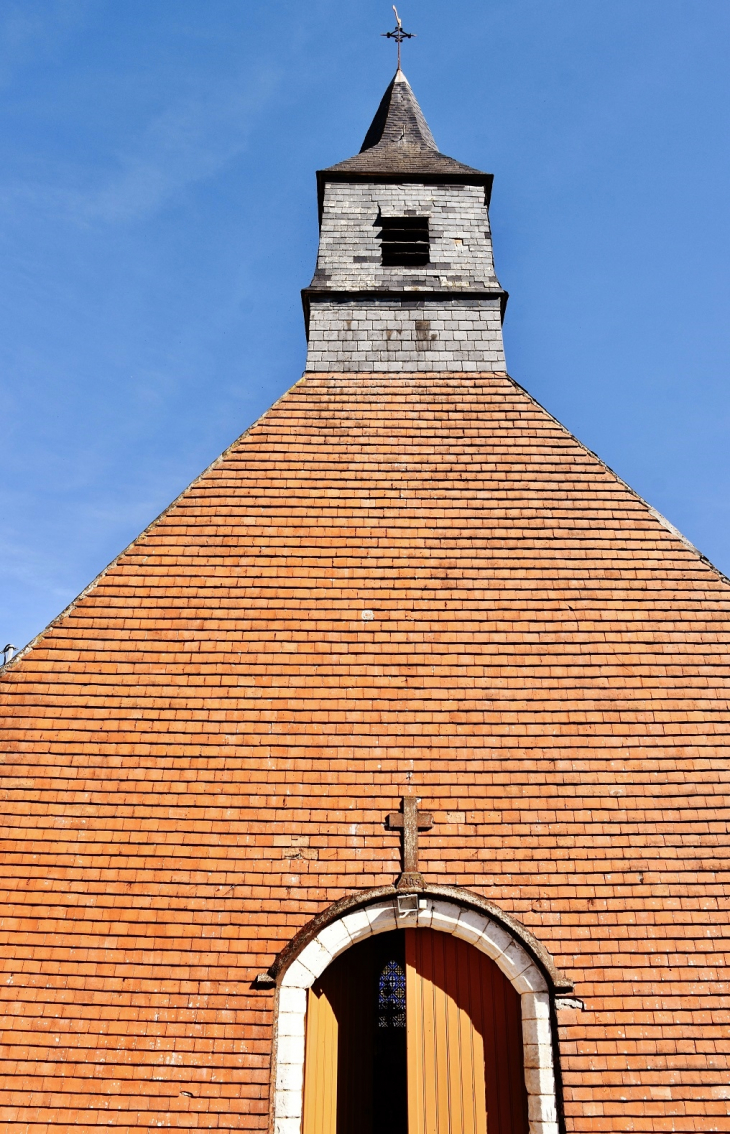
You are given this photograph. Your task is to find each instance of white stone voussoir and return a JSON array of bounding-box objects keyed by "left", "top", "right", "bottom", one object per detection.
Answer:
[
  {"left": 364, "top": 901, "right": 398, "bottom": 935},
  {"left": 315, "top": 918, "right": 353, "bottom": 961}
]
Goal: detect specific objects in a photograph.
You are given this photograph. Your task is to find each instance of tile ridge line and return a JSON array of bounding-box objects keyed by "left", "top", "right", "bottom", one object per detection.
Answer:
[
  {"left": 503, "top": 371, "right": 730, "bottom": 591},
  {"left": 0, "top": 374, "right": 310, "bottom": 678}
]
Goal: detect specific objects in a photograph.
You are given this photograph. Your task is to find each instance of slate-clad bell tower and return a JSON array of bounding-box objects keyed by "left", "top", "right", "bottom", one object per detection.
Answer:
[{"left": 303, "top": 70, "right": 507, "bottom": 373}]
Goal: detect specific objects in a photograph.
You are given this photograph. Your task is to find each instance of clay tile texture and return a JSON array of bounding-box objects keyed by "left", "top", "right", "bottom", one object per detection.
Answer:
[{"left": 1, "top": 369, "right": 730, "bottom": 1132}]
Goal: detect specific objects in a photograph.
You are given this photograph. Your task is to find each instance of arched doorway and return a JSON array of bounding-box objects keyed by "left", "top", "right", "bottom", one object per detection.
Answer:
[
  {"left": 301, "top": 928, "right": 529, "bottom": 1134},
  {"left": 272, "top": 894, "right": 563, "bottom": 1134}
]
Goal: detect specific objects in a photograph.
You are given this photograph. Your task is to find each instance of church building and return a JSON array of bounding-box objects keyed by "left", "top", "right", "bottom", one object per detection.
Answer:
[{"left": 1, "top": 61, "right": 729, "bottom": 1134}]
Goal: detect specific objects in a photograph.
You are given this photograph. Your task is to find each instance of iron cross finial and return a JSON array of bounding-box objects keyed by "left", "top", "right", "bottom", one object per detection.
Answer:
[{"left": 382, "top": 6, "right": 416, "bottom": 72}]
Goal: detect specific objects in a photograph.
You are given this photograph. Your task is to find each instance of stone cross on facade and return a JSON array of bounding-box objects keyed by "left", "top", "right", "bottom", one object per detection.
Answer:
[{"left": 387, "top": 795, "right": 433, "bottom": 890}]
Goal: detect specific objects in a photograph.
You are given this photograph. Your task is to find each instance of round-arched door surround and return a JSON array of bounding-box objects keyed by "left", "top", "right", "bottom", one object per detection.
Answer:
[{"left": 272, "top": 896, "right": 560, "bottom": 1134}]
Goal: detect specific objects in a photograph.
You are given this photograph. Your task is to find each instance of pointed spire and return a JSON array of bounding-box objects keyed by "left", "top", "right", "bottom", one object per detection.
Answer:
[
  {"left": 323, "top": 70, "right": 486, "bottom": 178},
  {"left": 359, "top": 69, "right": 438, "bottom": 154}
]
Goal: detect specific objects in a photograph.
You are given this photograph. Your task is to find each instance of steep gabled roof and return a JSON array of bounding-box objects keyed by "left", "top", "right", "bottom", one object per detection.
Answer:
[
  {"left": 324, "top": 70, "right": 486, "bottom": 177},
  {"left": 0, "top": 370, "right": 728, "bottom": 1126}
]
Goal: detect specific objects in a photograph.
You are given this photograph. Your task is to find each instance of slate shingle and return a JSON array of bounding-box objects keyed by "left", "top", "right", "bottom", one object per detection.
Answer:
[{"left": 324, "top": 70, "right": 486, "bottom": 178}]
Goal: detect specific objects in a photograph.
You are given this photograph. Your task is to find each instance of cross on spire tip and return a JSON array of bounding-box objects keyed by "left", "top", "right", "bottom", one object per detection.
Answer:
[{"left": 381, "top": 5, "right": 415, "bottom": 72}]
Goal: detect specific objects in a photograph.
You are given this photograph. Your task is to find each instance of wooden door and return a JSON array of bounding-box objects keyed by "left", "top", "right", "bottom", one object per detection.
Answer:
[
  {"left": 302, "top": 936, "right": 381, "bottom": 1134},
  {"left": 302, "top": 975, "right": 339, "bottom": 1134},
  {"left": 405, "top": 929, "right": 529, "bottom": 1134}
]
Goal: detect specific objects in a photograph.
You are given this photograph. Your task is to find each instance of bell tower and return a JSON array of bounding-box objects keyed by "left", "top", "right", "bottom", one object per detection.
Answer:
[{"left": 302, "top": 69, "right": 507, "bottom": 373}]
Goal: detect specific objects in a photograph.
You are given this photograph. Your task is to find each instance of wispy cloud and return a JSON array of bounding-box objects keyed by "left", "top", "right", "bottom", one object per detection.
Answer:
[
  {"left": 80, "top": 73, "right": 279, "bottom": 224},
  {"left": 0, "top": 0, "right": 91, "bottom": 90},
  {"left": 0, "top": 3, "right": 281, "bottom": 229}
]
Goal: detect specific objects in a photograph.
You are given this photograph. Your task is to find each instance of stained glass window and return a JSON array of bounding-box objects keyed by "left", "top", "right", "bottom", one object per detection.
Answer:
[{"left": 378, "top": 959, "right": 406, "bottom": 1029}]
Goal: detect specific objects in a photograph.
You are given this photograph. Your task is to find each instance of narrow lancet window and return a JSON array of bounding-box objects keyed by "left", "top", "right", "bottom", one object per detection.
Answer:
[
  {"left": 378, "top": 958, "right": 406, "bottom": 1028},
  {"left": 373, "top": 940, "right": 408, "bottom": 1134},
  {"left": 378, "top": 217, "right": 430, "bottom": 266}
]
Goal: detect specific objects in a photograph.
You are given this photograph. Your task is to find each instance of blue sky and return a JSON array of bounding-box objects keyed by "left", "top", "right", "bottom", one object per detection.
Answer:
[{"left": 1, "top": 0, "right": 729, "bottom": 651}]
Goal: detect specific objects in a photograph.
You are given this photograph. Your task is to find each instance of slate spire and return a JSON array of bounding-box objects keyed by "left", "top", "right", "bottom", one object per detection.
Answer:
[
  {"left": 325, "top": 70, "right": 485, "bottom": 177},
  {"left": 359, "top": 69, "right": 438, "bottom": 154}
]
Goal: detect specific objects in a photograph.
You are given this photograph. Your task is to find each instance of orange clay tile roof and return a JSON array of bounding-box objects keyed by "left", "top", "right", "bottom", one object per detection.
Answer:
[{"left": 1, "top": 370, "right": 729, "bottom": 1132}]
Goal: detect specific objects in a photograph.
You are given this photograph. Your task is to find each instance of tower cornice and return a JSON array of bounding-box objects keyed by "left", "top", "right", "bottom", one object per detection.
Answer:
[{"left": 301, "top": 286, "right": 509, "bottom": 337}]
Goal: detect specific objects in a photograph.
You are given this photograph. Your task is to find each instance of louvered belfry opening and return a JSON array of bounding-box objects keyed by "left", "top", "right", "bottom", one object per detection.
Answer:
[
  {"left": 301, "top": 928, "right": 529, "bottom": 1134},
  {"left": 377, "top": 216, "right": 430, "bottom": 266}
]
